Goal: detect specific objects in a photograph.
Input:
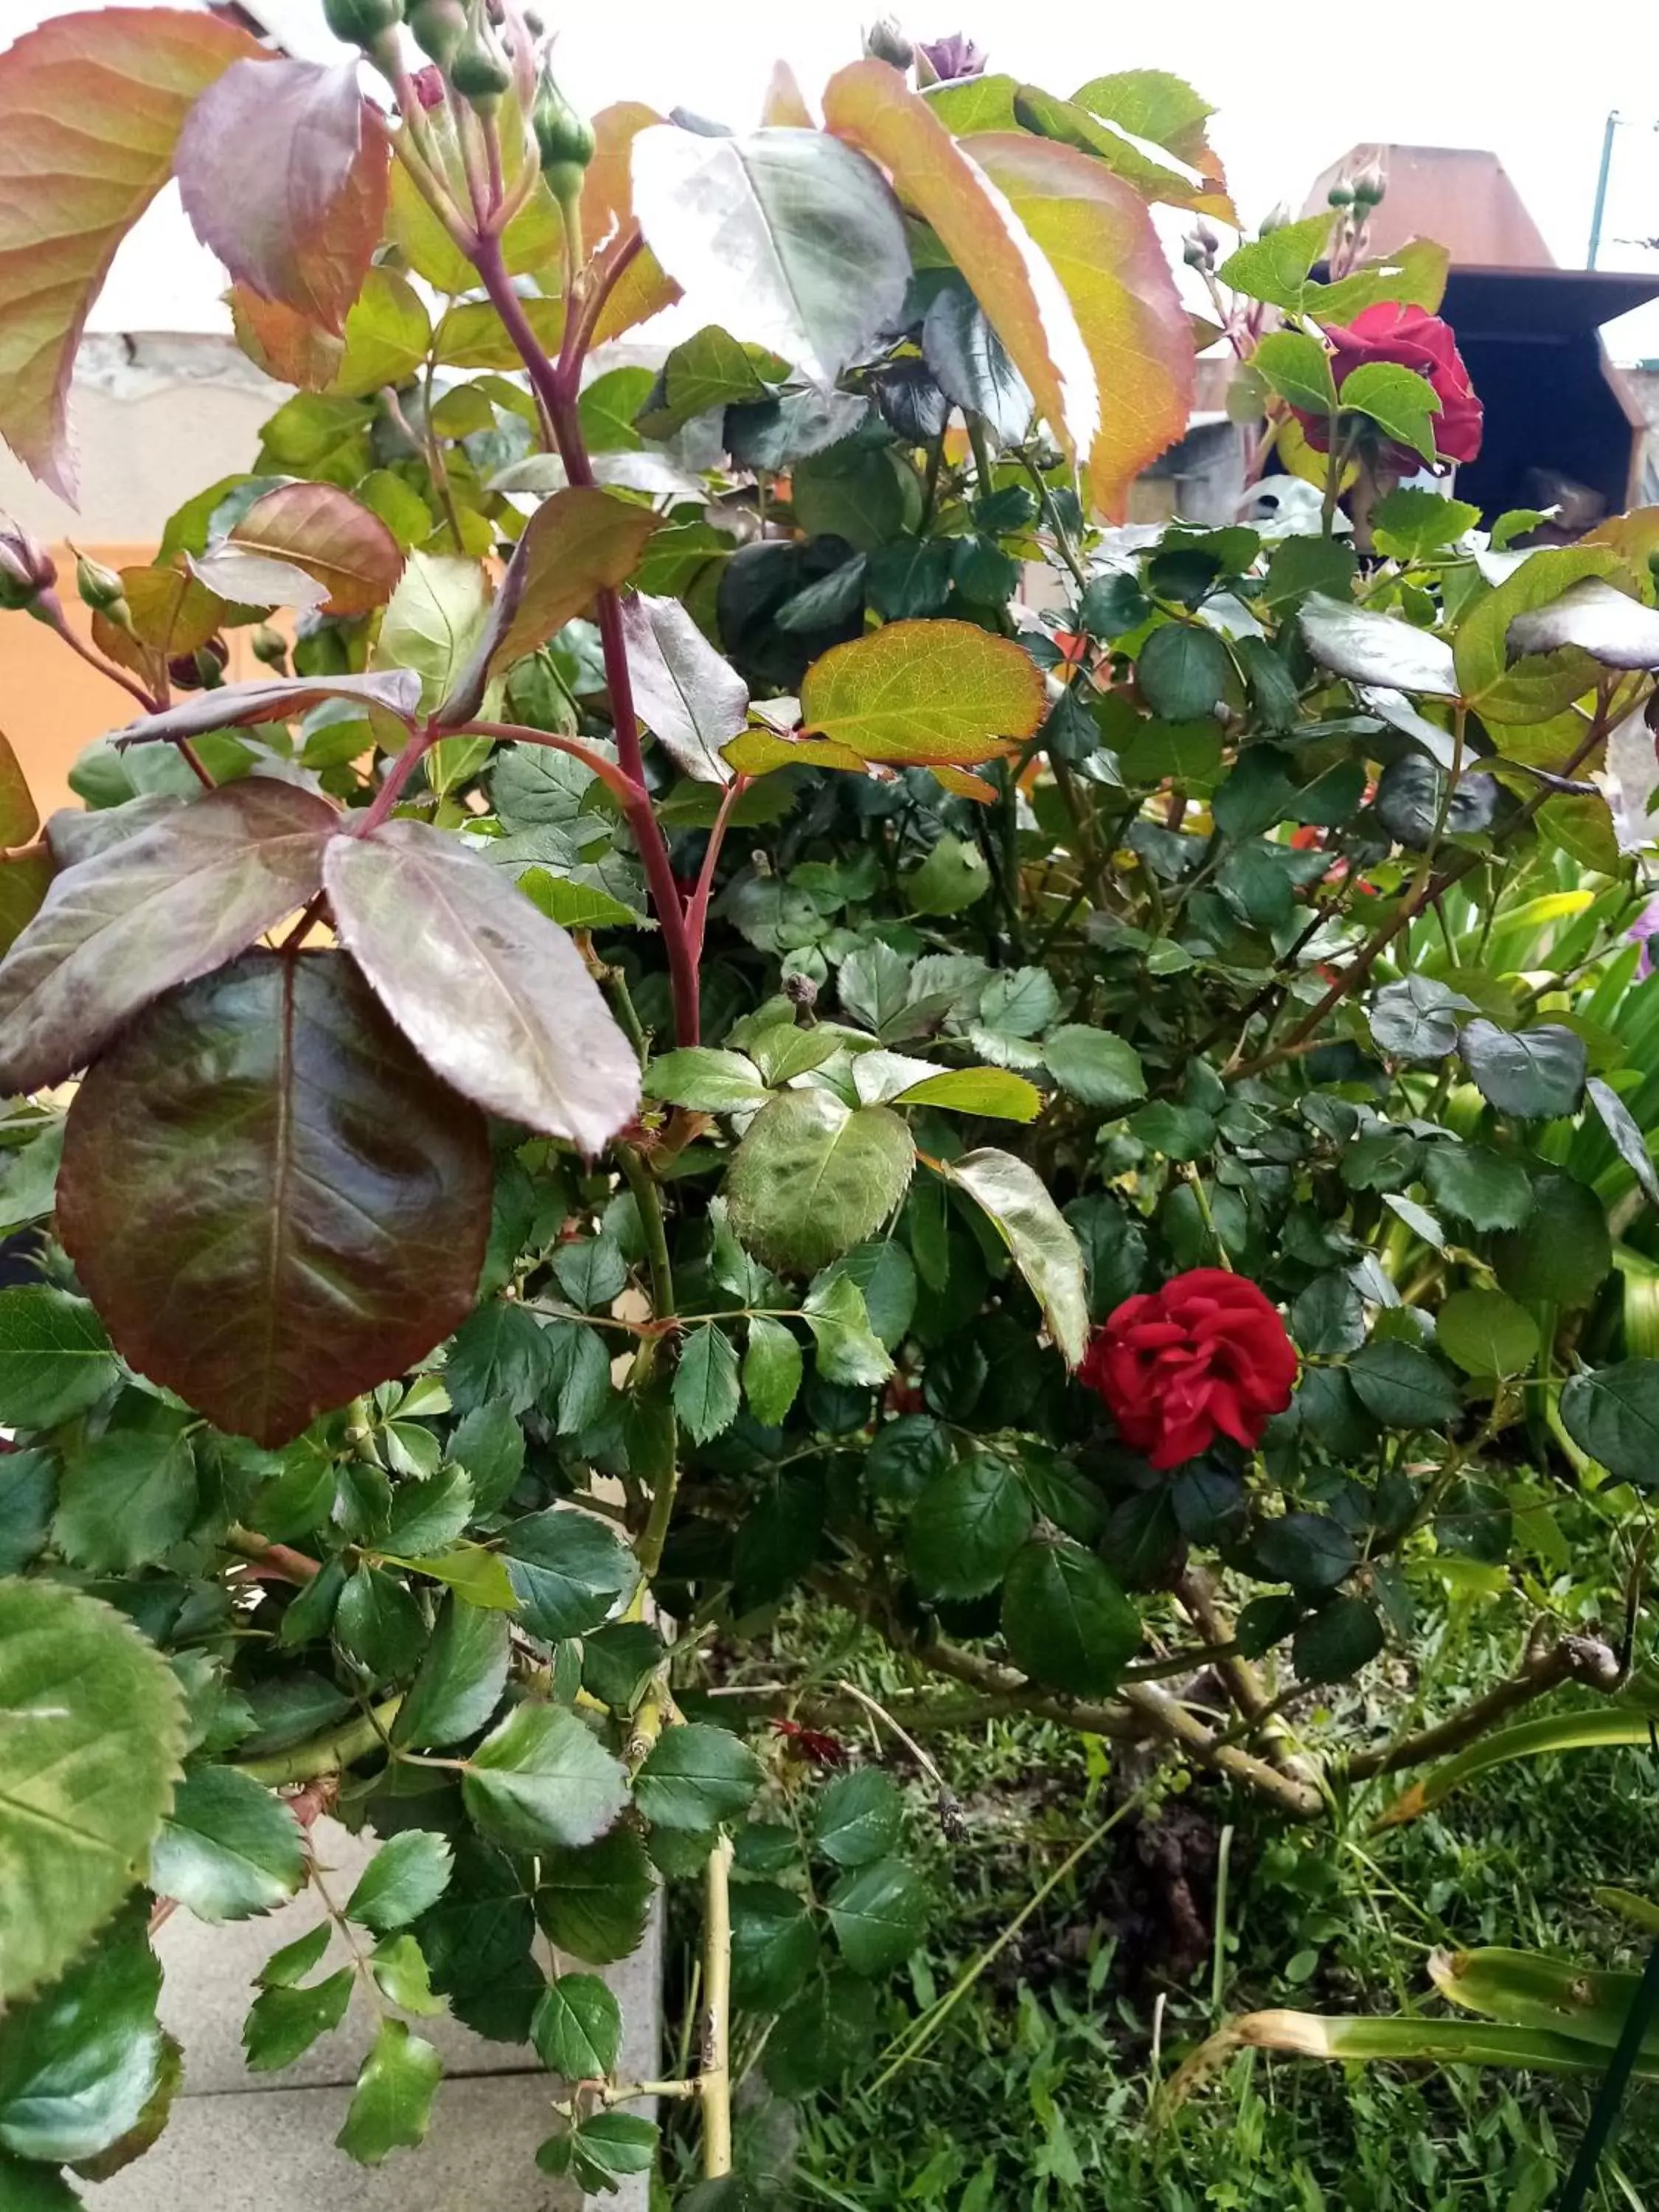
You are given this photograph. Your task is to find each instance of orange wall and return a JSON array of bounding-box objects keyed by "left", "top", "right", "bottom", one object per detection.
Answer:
[{"left": 4, "top": 543, "right": 267, "bottom": 823}]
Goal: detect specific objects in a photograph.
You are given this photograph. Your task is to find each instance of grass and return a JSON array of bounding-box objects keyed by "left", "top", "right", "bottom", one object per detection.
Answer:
[{"left": 656, "top": 1562, "right": 1659, "bottom": 2209}]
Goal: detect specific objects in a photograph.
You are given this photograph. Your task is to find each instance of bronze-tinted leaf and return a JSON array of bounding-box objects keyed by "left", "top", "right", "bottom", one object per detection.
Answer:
[
  {"left": 582, "top": 103, "right": 682, "bottom": 344},
  {"left": 0, "top": 7, "right": 261, "bottom": 496},
  {"left": 118, "top": 669, "right": 422, "bottom": 747},
  {"left": 824, "top": 60, "right": 1096, "bottom": 465},
  {"left": 229, "top": 286, "right": 347, "bottom": 391},
  {"left": 175, "top": 60, "right": 386, "bottom": 335},
  {"left": 223, "top": 482, "right": 405, "bottom": 615},
  {"left": 0, "top": 780, "right": 337, "bottom": 1094},
  {"left": 57, "top": 950, "right": 492, "bottom": 1447},
  {"left": 438, "top": 490, "right": 661, "bottom": 725},
  {"left": 122, "top": 566, "right": 227, "bottom": 659},
  {"left": 324, "top": 821, "right": 641, "bottom": 1152}
]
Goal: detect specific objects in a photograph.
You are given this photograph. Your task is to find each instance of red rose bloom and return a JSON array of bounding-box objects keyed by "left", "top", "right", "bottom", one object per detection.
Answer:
[
  {"left": 1079, "top": 1267, "right": 1297, "bottom": 1471},
  {"left": 1295, "top": 302, "right": 1483, "bottom": 474}
]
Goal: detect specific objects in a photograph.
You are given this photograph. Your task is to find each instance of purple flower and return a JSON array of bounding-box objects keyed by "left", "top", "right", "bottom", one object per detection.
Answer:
[
  {"left": 917, "top": 33, "right": 986, "bottom": 81},
  {"left": 1630, "top": 895, "right": 1659, "bottom": 978}
]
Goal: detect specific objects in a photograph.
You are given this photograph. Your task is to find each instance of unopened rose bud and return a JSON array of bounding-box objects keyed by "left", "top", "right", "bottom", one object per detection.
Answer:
[
  {"left": 1194, "top": 218, "right": 1220, "bottom": 255},
  {"left": 1327, "top": 178, "right": 1354, "bottom": 209},
  {"left": 1182, "top": 234, "right": 1210, "bottom": 269},
  {"left": 448, "top": 0, "right": 511, "bottom": 111},
  {"left": 407, "top": 0, "right": 466, "bottom": 65},
  {"left": 251, "top": 625, "right": 289, "bottom": 669},
  {"left": 322, "top": 0, "right": 403, "bottom": 45},
  {"left": 74, "top": 550, "right": 126, "bottom": 616},
  {"left": 0, "top": 521, "right": 55, "bottom": 613},
  {"left": 783, "top": 970, "right": 818, "bottom": 1009},
  {"left": 863, "top": 15, "right": 914, "bottom": 67},
  {"left": 169, "top": 636, "right": 229, "bottom": 692},
  {"left": 1352, "top": 165, "right": 1385, "bottom": 207},
  {"left": 532, "top": 63, "right": 594, "bottom": 203}
]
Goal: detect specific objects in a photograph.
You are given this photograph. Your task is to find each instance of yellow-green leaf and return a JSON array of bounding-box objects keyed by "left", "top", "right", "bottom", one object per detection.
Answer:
[{"left": 799, "top": 619, "right": 1045, "bottom": 767}]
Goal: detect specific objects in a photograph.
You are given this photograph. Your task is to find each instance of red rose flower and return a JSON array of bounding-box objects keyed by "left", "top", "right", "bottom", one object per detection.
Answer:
[
  {"left": 1079, "top": 1267, "right": 1297, "bottom": 1471},
  {"left": 1294, "top": 302, "right": 1483, "bottom": 474}
]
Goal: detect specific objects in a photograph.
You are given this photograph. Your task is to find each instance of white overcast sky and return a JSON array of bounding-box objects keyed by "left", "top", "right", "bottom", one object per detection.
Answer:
[{"left": 18, "top": 0, "right": 1659, "bottom": 355}]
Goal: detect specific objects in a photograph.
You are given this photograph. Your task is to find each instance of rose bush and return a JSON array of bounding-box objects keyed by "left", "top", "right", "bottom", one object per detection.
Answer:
[{"left": 1, "top": 8, "right": 1658, "bottom": 2204}]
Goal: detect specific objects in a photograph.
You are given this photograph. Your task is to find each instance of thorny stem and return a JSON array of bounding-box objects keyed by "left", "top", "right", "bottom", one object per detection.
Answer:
[
  {"left": 468, "top": 226, "right": 702, "bottom": 1047},
  {"left": 233, "top": 1696, "right": 404, "bottom": 1787},
  {"left": 34, "top": 591, "right": 160, "bottom": 718}
]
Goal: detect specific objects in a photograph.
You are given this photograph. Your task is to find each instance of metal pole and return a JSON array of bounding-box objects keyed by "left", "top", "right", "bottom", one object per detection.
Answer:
[{"left": 1589, "top": 110, "right": 1621, "bottom": 269}]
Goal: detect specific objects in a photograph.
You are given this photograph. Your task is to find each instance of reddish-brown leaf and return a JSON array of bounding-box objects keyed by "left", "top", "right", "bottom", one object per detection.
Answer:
[
  {"left": 0, "top": 779, "right": 337, "bottom": 1094},
  {"left": 175, "top": 59, "right": 388, "bottom": 335},
  {"left": 967, "top": 134, "right": 1194, "bottom": 518},
  {"left": 0, "top": 7, "right": 262, "bottom": 497},
  {"left": 58, "top": 950, "right": 492, "bottom": 1447},
  {"left": 229, "top": 288, "right": 346, "bottom": 392},
  {"left": 823, "top": 59, "right": 1096, "bottom": 465},
  {"left": 223, "top": 483, "right": 404, "bottom": 616},
  {"left": 439, "top": 490, "right": 661, "bottom": 723}
]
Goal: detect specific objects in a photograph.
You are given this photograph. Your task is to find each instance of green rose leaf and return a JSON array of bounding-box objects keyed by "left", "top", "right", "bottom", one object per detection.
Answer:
[
  {"left": 503, "top": 1509, "right": 639, "bottom": 1644},
  {"left": 1043, "top": 1025, "right": 1147, "bottom": 1110},
  {"left": 634, "top": 1724, "right": 764, "bottom": 1832},
  {"left": 936, "top": 1149, "right": 1090, "bottom": 1366},
  {"left": 814, "top": 1769, "right": 905, "bottom": 1868},
  {"left": 1561, "top": 1361, "right": 1659, "bottom": 1486},
  {"left": 827, "top": 1857, "right": 930, "bottom": 1976},
  {"left": 673, "top": 1323, "right": 744, "bottom": 1444},
  {"left": 463, "top": 1705, "right": 629, "bottom": 1854},
  {"left": 149, "top": 1767, "right": 305, "bottom": 1924},
  {"left": 531, "top": 1972, "right": 622, "bottom": 2081},
  {"left": 1459, "top": 1020, "right": 1587, "bottom": 1121},
  {"left": 1349, "top": 1340, "right": 1464, "bottom": 1430},
  {"left": 908, "top": 1452, "right": 1033, "bottom": 1601},
  {"left": 0, "top": 1581, "right": 187, "bottom": 2003},
  {"left": 726, "top": 1090, "right": 916, "bottom": 1275},
  {"left": 1001, "top": 1536, "right": 1141, "bottom": 1697},
  {"left": 347, "top": 1830, "right": 454, "bottom": 1935},
  {"left": 1435, "top": 1289, "right": 1540, "bottom": 1380},
  {"left": 393, "top": 1596, "right": 510, "bottom": 1750},
  {"left": 335, "top": 2018, "right": 442, "bottom": 2166},
  {"left": 0, "top": 1287, "right": 119, "bottom": 1431}
]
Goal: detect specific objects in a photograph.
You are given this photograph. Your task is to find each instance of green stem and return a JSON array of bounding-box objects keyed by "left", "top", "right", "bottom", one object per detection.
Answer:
[{"left": 233, "top": 1696, "right": 404, "bottom": 1786}]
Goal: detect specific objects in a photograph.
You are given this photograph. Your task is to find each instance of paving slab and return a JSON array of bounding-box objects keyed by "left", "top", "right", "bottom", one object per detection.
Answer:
[
  {"left": 93, "top": 1817, "right": 658, "bottom": 2212},
  {"left": 94, "top": 2075, "right": 582, "bottom": 2212}
]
